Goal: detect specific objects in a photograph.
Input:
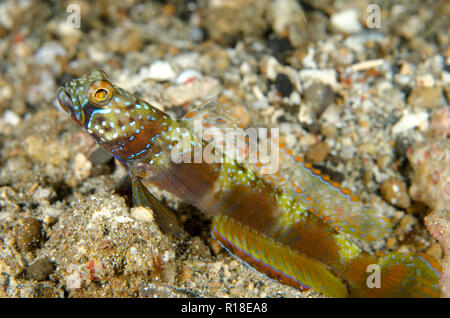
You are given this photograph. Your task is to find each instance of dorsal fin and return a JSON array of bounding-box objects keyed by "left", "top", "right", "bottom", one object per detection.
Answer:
[
  {"left": 181, "top": 98, "right": 241, "bottom": 129},
  {"left": 181, "top": 99, "right": 250, "bottom": 164},
  {"left": 250, "top": 138, "right": 392, "bottom": 242}
]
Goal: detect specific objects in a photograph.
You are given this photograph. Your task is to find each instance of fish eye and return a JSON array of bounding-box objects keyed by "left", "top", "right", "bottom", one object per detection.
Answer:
[
  {"left": 88, "top": 80, "right": 113, "bottom": 104},
  {"left": 94, "top": 88, "right": 108, "bottom": 100}
]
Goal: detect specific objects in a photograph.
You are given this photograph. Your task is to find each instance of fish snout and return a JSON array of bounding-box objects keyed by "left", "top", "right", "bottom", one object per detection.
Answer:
[{"left": 56, "top": 87, "right": 74, "bottom": 114}]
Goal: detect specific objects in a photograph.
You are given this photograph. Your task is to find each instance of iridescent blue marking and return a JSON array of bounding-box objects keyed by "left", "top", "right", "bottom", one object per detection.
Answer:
[
  {"left": 417, "top": 256, "right": 441, "bottom": 277},
  {"left": 151, "top": 133, "right": 160, "bottom": 143},
  {"left": 87, "top": 108, "right": 112, "bottom": 128}
]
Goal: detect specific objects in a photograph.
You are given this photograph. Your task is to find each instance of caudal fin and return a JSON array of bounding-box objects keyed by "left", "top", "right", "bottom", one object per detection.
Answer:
[{"left": 344, "top": 252, "right": 441, "bottom": 297}]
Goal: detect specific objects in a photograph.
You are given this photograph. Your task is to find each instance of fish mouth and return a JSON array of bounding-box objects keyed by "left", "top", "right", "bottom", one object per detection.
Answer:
[{"left": 56, "top": 87, "right": 74, "bottom": 114}]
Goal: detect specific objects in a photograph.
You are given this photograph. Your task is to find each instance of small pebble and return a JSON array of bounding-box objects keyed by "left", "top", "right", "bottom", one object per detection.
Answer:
[
  {"left": 175, "top": 69, "right": 202, "bottom": 85},
  {"left": 260, "top": 55, "right": 280, "bottom": 81},
  {"left": 397, "top": 16, "right": 424, "bottom": 39},
  {"left": 330, "top": 9, "right": 362, "bottom": 34},
  {"left": 416, "top": 74, "right": 435, "bottom": 87},
  {"left": 74, "top": 152, "right": 92, "bottom": 181},
  {"left": 209, "top": 238, "right": 222, "bottom": 256},
  {"left": 161, "top": 261, "right": 177, "bottom": 284},
  {"left": 274, "top": 73, "right": 294, "bottom": 97},
  {"left": 299, "top": 69, "right": 338, "bottom": 89},
  {"left": 32, "top": 186, "right": 56, "bottom": 202},
  {"left": 268, "top": 0, "right": 306, "bottom": 47},
  {"left": 269, "top": 0, "right": 304, "bottom": 38},
  {"left": 165, "top": 76, "right": 221, "bottom": 106},
  {"left": 141, "top": 61, "right": 176, "bottom": 82},
  {"left": 407, "top": 86, "right": 444, "bottom": 109},
  {"left": 376, "top": 154, "right": 392, "bottom": 170},
  {"left": 26, "top": 256, "right": 56, "bottom": 281},
  {"left": 305, "top": 141, "right": 329, "bottom": 164},
  {"left": 3, "top": 110, "right": 21, "bottom": 126},
  {"left": 189, "top": 27, "right": 205, "bottom": 43},
  {"left": 118, "top": 28, "right": 142, "bottom": 54},
  {"left": 391, "top": 111, "right": 429, "bottom": 135},
  {"left": 88, "top": 147, "right": 113, "bottom": 166},
  {"left": 396, "top": 214, "right": 418, "bottom": 235},
  {"left": 320, "top": 123, "right": 337, "bottom": 138},
  {"left": 380, "top": 177, "right": 411, "bottom": 209},
  {"left": 15, "top": 217, "right": 42, "bottom": 251},
  {"left": 302, "top": 83, "right": 335, "bottom": 116},
  {"left": 131, "top": 206, "right": 154, "bottom": 223},
  {"left": 425, "top": 242, "right": 443, "bottom": 260}
]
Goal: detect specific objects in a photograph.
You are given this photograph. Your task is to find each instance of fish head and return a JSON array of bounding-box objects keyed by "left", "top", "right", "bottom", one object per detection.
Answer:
[
  {"left": 57, "top": 70, "right": 166, "bottom": 160},
  {"left": 57, "top": 69, "right": 114, "bottom": 127}
]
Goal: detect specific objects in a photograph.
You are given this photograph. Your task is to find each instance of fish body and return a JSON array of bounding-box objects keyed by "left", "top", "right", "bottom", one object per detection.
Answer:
[{"left": 57, "top": 70, "right": 441, "bottom": 297}]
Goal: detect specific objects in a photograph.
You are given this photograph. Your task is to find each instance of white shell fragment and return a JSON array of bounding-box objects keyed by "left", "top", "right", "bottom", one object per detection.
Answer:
[{"left": 391, "top": 111, "right": 429, "bottom": 135}]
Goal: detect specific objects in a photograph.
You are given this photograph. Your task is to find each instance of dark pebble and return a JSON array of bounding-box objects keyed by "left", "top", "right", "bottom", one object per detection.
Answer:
[
  {"left": 89, "top": 147, "right": 114, "bottom": 176},
  {"left": 303, "top": 83, "right": 335, "bottom": 117},
  {"left": 267, "top": 33, "right": 292, "bottom": 63},
  {"left": 15, "top": 217, "right": 42, "bottom": 251},
  {"left": 394, "top": 135, "right": 413, "bottom": 158},
  {"left": 274, "top": 73, "right": 294, "bottom": 97},
  {"left": 26, "top": 256, "right": 56, "bottom": 281},
  {"left": 88, "top": 147, "right": 113, "bottom": 166}
]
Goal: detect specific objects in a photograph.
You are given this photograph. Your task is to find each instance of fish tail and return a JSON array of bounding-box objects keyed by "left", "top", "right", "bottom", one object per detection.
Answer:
[{"left": 343, "top": 252, "right": 441, "bottom": 297}]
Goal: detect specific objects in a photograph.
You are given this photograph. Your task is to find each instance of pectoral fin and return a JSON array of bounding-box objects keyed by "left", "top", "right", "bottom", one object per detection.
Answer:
[{"left": 131, "top": 177, "right": 185, "bottom": 239}]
